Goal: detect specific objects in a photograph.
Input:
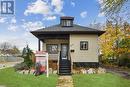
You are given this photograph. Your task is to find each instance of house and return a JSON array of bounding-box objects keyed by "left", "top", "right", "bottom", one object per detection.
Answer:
[{"left": 31, "top": 16, "right": 105, "bottom": 75}]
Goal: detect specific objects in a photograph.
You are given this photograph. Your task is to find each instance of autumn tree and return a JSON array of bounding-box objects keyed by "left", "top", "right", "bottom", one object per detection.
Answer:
[
  {"left": 117, "top": 22, "right": 130, "bottom": 54},
  {"left": 99, "top": 17, "right": 130, "bottom": 66},
  {"left": 99, "top": 20, "right": 123, "bottom": 59}
]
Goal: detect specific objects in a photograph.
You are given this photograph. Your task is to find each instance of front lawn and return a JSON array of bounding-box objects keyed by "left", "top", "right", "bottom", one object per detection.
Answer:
[
  {"left": 73, "top": 73, "right": 130, "bottom": 87},
  {"left": 0, "top": 68, "right": 58, "bottom": 87}
]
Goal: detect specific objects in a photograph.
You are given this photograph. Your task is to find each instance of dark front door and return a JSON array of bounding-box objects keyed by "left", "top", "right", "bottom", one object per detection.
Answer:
[
  {"left": 61, "top": 44, "right": 68, "bottom": 60},
  {"left": 59, "top": 44, "right": 71, "bottom": 75}
]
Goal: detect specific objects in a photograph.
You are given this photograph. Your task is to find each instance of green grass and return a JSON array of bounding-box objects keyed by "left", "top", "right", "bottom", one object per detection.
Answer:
[
  {"left": 73, "top": 73, "right": 130, "bottom": 87},
  {"left": 0, "top": 68, "right": 58, "bottom": 87}
]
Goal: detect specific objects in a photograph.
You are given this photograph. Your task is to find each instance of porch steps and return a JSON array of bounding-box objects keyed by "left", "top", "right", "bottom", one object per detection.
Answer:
[{"left": 59, "top": 60, "right": 71, "bottom": 75}]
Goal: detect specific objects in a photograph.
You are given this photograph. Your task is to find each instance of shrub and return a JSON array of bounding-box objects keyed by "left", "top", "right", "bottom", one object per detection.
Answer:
[
  {"left": 22, "top": 45, "right": 34, "bottom": 68},
  {"left": 127, "top": 63, "right": 130, "bottom": 68},
  {"left": 14, "top": 62, "right": 29, "bottom": 71},
  {"left": 118, "top": 57, "right": 129, "bottom": 66},
  {"left": 118, "top": 53, "right": 130, "bottom": 68}
]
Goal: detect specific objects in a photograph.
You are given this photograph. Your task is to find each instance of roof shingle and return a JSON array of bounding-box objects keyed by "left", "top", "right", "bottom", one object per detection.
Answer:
[{"left": 31, "top": 24, "right": 105, "bottom": 36}]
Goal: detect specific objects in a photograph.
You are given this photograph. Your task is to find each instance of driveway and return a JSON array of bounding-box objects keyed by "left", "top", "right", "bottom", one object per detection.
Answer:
[{"left": 105, "top": 66, "right": 130, "bottom": 79}]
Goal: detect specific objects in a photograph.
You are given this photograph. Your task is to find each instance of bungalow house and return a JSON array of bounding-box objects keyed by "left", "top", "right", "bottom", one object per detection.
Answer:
[{"left": 31, "top": 16, "right": 105, "bottom": 75}]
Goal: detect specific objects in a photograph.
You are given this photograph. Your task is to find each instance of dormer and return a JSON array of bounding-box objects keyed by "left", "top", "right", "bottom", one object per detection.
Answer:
[{"left": 60, "top": 16, "right": 74, "bottom": 27}]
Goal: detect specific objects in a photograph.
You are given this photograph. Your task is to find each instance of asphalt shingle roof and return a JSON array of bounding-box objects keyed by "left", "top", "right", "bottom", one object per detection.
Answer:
[{"left": 31, "top": 24, "right": 105, "bottom": 36}]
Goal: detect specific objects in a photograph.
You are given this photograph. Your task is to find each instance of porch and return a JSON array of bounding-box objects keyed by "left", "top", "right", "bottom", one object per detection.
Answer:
[{"left": 37, "top": 34, "right": 72, "bottom": 75}]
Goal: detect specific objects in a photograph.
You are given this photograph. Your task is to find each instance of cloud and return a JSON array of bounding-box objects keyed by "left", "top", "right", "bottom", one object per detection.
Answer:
[
  {"left": 43, "top": 15, "right": 56, "bottom": 20},
  {"left": 24, "top": 0, "right": 50, "bottom": 16},
  {"left": 97, "top": 0, "right": 104, "bottom": 4},
  {"left": 22, "top": 21, "right": 45, "bottom": 31},
  {"left": 71, "top": 1, "right": 75, "bottom": 7},
  {"left": 24, "top": 0, "right": 64, "bottom": 20},
  {"left": 0, "top": 17, "right": 17, "bottom": 24},
  {"left": 98, "top": 12, "right": 105, "bottom": 17},
  {"left": 51, "top": 0, "right": 63, "bottom": 13},
  {"left": 0, "top": 17, "right": 7, "bottom": 23},
  {"left": 8, "top": 24, "right": 18, "bottom": 32},
  {"left": 80, "top": 11, "right": 87, "bottom": 18},
  {"left": 11, "top": 17, "right": 17, "bottom": 24}
]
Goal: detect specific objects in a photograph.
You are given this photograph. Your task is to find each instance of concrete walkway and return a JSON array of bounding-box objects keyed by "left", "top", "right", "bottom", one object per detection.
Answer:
[{"left": 56, "top": 76, "right": 74, "bottom": 87}]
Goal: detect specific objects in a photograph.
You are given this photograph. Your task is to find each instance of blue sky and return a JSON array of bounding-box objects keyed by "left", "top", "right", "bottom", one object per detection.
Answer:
[{"left": 0, "top": 0, "right": 106, "bottom": 51}]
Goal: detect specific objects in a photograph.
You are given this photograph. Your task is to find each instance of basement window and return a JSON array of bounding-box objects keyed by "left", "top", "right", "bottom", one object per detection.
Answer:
[{"left": 80, "top": 41, "right": 88, "bottom": 50}]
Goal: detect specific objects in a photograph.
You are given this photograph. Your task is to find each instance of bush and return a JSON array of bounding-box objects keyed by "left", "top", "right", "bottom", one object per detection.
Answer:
[
  {"left": 14, "top": 62, "right": 29, "bottom": 71},
  {"left": 118, "top": 53, "right": 130, "bottom": 68},
  {"left": 118, "top": 57, "right": 129, "bottom": 66},
  {"left": 22, "top": 45, "right": 34, "bottom": 68},
  {"left": 127, "top": 63, "right": 130, "bottom": 68}
]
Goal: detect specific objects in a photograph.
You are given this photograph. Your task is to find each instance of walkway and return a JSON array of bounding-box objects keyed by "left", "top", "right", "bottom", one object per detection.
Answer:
[{"left": 56, "top": 76, "right": 74, "bottom": 87}]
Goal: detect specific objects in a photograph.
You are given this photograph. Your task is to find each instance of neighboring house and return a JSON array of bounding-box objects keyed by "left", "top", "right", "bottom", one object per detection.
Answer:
[{"left": 31, "top": 16, "right": 105, "bottom": 75}]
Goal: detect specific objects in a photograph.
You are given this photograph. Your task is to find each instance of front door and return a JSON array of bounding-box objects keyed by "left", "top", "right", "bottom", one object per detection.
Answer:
[{"left": 61, "top": 44, "right": 68, "bottom": 60}]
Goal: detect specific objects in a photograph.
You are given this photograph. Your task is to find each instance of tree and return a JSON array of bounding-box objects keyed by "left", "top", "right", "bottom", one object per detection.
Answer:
[
  {"left": 10, "top": 46, "right": 20, "bottom": 56},
  {"left": 117, "top": 22, "right": 130, "bottom": 54},
  {"left": 0, "top": 42, "right": 12, "bottom": 55},
  {"left": 99, "top": 20, "right": 123, "bottom": 59},
  {"left": 89, "top": 22, "right": 104, "bottom": 30},
  {"left": 99, "top": 0, "right": 129, "bottom": 16},
  {"left": 22, "top": 45, "right": 34, "bottom": 68},
  {"left": 0, "top": 42, "right": 20, "bottom": 56},
  {"left": 99, "top": 17, "right": 130, "bottom": 66}
]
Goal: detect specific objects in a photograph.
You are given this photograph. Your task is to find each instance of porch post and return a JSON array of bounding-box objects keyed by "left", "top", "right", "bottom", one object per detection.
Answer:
[
  {"left": 57, "top": 51, "right": 60, "bottom": 74},
  {"left": 38, "top": 39, "right": 41, "bottom": 51}
]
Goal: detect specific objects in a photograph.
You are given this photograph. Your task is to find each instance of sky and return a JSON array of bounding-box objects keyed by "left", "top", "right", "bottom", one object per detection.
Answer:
[{"left": 0, "top": 0, "right": 106, "bottom": 51}]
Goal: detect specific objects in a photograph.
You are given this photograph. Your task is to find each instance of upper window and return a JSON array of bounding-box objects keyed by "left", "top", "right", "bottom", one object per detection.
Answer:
[
  {"left": 80, "top": 41, "right": 88, "bottom": 50},
  {"left": 47, "top": 44, "right": 58, "bottom": 54},
  {"left": 61, "top": 20, "right": 72, "bottom": 27}
]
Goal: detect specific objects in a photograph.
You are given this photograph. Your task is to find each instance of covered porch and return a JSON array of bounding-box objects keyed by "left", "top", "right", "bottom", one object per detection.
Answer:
[{"left": 37, "top": 34, "right": 72, "bottom": 75}]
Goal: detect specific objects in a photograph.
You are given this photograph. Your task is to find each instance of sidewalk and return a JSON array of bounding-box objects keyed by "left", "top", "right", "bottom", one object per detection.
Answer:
[{"left": 56, "top": 76, "right": 74, "bottom": 87}]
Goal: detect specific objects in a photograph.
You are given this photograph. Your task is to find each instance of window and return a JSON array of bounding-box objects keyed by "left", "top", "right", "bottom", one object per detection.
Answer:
[
  {"left": 61, "top": 20, "right": 72, "bottom": 27},
  {"left": 66, "top": 20, "right": 71, "bottom": 26},
  {"left": 47, "top": 44, "right": 58, "bottom": 54},
  {"left": 80, "top": 41, "right": 88, "bottom": 50}
]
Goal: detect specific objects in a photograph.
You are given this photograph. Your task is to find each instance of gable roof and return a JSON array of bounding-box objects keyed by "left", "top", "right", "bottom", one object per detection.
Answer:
[{"left": 31, "top": 24, "right": 105, "bottom": 36}]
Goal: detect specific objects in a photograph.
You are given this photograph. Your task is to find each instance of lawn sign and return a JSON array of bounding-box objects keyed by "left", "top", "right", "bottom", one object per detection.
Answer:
[{"left": 35, "top": 51, "right": 49, "bottom": 77}]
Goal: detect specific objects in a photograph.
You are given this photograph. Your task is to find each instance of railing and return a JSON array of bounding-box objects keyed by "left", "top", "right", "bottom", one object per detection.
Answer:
[
  {"left": 57, "top": 51, "right": 72, "bottom": 74},
  {"left": 68, "top": 50, "right": 72, "bottom": 74}
]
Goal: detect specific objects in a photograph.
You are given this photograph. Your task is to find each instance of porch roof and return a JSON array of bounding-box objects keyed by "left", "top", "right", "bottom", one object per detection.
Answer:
[{"left": 31, "top": 24, "right": 105, "bottom": 38}]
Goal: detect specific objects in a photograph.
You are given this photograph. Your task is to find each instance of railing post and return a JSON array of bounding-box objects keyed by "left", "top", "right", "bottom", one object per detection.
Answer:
[
  {"left": 69, "top": 50, "right": 73, "bottom": 74},
  {"left": 57, "top": 51, "right": 60, "bottom": 74},
  {"left": 46, "top": 53, "right": 49, "bottom": 77}
]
